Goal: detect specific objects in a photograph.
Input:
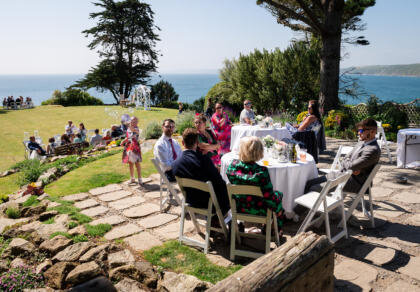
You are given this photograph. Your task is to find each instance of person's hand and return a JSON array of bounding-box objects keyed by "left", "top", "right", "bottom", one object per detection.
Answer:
[
  {"left": 353, "top": 170, "right": 361, "bottom": 175},
  {"left": 220, "top": 118, "right": 225, "bottom": 125}
]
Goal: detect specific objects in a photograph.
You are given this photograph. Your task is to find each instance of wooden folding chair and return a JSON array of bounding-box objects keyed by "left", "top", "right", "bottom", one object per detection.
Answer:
[
  {"left": 176, "top": 176, "right": 229, "bottom": 254},
  {"left": 227, "top": 184, "right": 280, "bottom": 260},
  {"left": 151, "top": 158, "right": 182, "bottom": 211},
  {"left": 340, "top": 164, "right": 381, "bottom": 228},
  {"left": 319, "top": 145, "right": 354, "bottom": 174},
  {"left": 295, "top": 170, "right": 353, "bottom": 243}
]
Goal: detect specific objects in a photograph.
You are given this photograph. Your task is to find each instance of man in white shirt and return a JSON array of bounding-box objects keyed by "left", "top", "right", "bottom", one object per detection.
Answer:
[
  {"left": 90, "top": 129, "right": 103, "bottom": 146},
  {"left": 65, "top": 120, "right": 77, "bottom": 136},
  {"left": 239, "top": 100, "right": 255, "bottom": 124},
  {"left": 153, "top": 119, "right": 182, "bottom": 182}
]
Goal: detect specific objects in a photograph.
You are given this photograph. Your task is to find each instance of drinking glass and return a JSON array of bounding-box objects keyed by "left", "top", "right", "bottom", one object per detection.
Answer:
[
  {"left": 299, "top": 148, "right": 307, "bottom": 162},
  {"left": 263, "top": 160, "right": 269, "bottom": 166}
]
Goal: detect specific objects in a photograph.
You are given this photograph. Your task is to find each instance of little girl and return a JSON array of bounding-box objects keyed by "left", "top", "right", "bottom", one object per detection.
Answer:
[{"left": 121, "top": 117, "right": 143, "bottom": 186}]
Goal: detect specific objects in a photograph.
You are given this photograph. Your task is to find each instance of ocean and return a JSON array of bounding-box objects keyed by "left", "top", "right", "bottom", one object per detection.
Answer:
[{"left": 0, "top": 74, "right": 419, "bottom": 106}]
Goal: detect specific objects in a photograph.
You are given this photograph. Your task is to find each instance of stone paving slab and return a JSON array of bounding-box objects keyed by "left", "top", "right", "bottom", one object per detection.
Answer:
[
  {"left": 74, "top": 199, "right": 99, "bottom": 210},
  {"left": 124, "top": 232, "right": 163, "bottom": 251},
  {"left": 104, "top": 223, "right": 143, "bottom": 240},
  {"left": 108, "top": 196, "right": 145, "bottom": 210},
  {"left": 334, "top": 258, "right": 378, "bottom": 291},
  {"left": 384, "top": 280, "right": 420, "bottom": 292},
  {"left": 90, "top": 215, "right": 126, "bottom": 226},
  {"left": 154, "top": 220, "right": 195, "bottom": 241},
  {"left": 374, "top": 202, "right": 406, "bottom": 219},
  {"left": 408, "top": 214, "right": 420, "bottom": 226},
  {"left": 398, "top": 257, "right": 420, "bottom": 281},
  {"left": 137, "top": 213, "right": 178, "bottom": 229},
  {"left": 393, "top": 191, "right": 420, "bottom": 204},
  {"left": 89, "top": 184, "right": 122, "bottom": 196},
  {"left": 144, "top": 191, "right": 161, "bottom": 199},
  {"left": 122, "top": 203, "right": 160, "bottom": 218},
  {"left": 98, "top": 190, "right": 132, "bottom": 202},
  {"left": 364, "top": 247, "right": 396, "bottom": 266},
  {"left": 81, "top": 206, "right": 109, "bottom": 217},
  {"left": 62, "top": 193, "right": 89, "bottom": 202}
]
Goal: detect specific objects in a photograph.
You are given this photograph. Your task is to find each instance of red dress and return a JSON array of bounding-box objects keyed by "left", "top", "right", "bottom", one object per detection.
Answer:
[
  {"left": 122, "top": 128, "right": 142, "bottom": 163},
  {"left": 211, "top": 112, "right": 232, "bottom": 155}
]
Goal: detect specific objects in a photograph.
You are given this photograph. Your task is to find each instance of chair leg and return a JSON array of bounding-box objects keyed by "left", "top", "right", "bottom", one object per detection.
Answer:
[
  {"left": 368, "top": 190, "right": 375, "bottom": 228},
  {"left": 265, "top": 211, "right": 272, "bottom": 254},
  {"left": 273, "top": 213, "right": 280, "bottom": 246},
  {"left": 230, "top": 215, "right": 237, "bottom": 261},
  {"left": 341, "top": 202, "right": 348, "bottom": 239},
  {"left": 179, "top": 202, "right": 186, "bottom": 243},
  {"left": 204, "top": 210, "right": 212, "bottom": 254},
  {"left": 324, "top": 211, "right": 332, "bottom": 242},
  {"left": 159, "top": 178, "right": 164, "bottom": 211}
]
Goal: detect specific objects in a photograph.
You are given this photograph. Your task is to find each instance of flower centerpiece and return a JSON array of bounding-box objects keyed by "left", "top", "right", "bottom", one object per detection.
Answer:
[
  {"left": 262, "top": 135, "right": 275, "bottom": 148},
  {"left": 274, "top": 140, "right": 288, "bottom": 162},
  {"left": 264, "top": 116, "right": 273, "bottom": 128},
  {"left": 255, "top": 115, "right": 264, "bottom": 126}
]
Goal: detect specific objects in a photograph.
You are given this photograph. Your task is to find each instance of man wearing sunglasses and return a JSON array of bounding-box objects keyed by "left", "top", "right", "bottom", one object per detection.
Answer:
[
  {"left": 240, "top": 100, "right": 255, "bottom": 125},
  {"left": 305, "top": 118, "right": 380, "bottom": 193}
]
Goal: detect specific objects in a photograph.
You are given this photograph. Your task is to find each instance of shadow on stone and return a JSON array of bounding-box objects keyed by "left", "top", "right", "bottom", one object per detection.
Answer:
[
  {"left": 69, "top": 276, "right": 117, "bottom": 292},
  {"left": 334, "top": 279, "right": 363, "bottom": 292}
]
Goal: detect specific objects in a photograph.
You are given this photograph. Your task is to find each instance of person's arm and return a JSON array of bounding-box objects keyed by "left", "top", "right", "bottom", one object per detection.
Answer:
[
  {"left": 297, "top": 115, "right": 317, "bottom": 131},
  {"left": 243, "top": 117, "right": 251, "bottom": 125},
  {"left": 342, "top": 146, "right": 380, "bottom": 174},
  {"left": 258, "top": 166, "right": 283, "bottom": 214},
  {"left": 154, "top": 143, "right": 172, "bottom": 171}
]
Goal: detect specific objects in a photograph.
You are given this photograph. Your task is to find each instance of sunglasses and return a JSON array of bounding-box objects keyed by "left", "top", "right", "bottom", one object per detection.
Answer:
[{"left": 245, "top": 103, "right": 252, "bottom": 106}]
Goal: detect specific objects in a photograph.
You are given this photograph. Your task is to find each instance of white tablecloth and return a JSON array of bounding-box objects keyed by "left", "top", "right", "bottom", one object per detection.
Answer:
[
  {"left": 220, "top": 151, "right": 318, "bottom": 217},
  {"left": 230, "top": 125, "right": 292, "bottom": 151},
  {"left": 397, "top": 128, "right": 420, "bottom": 168}
]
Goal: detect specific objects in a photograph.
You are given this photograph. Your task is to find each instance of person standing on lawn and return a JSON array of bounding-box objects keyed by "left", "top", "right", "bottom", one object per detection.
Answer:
[{"left": 122, "top": 116, "right": 143, "bottom": 186}]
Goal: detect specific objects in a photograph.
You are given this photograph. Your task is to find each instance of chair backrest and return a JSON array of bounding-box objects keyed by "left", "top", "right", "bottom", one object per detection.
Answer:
[
  {"left": 23, "top": 132, "right": 30, "bottom": 141},
  {"left": 356, "top": 164, "right": 381, "bottom": 195},
  {"left": 226, "top": 183, "right": 263, "bottom": 214},
  {"left": 151, "top": 158, "right": 167, "bottom": 181},
  {"left": 331, "top": 146, "right": 354, "bottom": 170}
]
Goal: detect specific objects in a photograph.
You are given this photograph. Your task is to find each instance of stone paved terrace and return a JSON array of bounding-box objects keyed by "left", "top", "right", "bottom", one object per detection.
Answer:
[{"left": 0, "top": 137, "right": 418, "bottom": 291}]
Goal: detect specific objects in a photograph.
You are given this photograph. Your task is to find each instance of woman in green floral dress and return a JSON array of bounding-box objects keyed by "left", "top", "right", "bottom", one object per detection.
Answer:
[{"left": 226, "top": 136, "right": 284, "bottom": 228}]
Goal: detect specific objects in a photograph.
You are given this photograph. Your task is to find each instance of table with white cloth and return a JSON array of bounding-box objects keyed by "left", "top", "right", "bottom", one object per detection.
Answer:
[
  {"left": 230, "top": 125, "right": 292, "bottom": 151},
  {"left": 220, "top": 151, "right": 318, "bottom": 218},
  {"left": 397, "top": 128, "right": 420, "bottom": 168}
]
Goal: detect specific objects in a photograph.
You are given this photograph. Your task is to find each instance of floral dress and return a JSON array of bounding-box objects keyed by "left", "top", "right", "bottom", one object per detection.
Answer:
[
  {"left": 226, "top": 159, "right": 284, "bottom": 227},
  {"left": 197, "top": 129, "right": 221, "bottom": 167},
  {"left": 122, "top": 127, "right": 142, "bottom": 164},
  {"left": 211, "top": 112, "right": 231, "bottom": 155}
]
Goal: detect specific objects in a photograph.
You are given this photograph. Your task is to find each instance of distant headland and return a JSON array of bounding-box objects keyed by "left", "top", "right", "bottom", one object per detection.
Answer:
[{"left": 342, "top": 63, "right": 420, "bottom": 77}]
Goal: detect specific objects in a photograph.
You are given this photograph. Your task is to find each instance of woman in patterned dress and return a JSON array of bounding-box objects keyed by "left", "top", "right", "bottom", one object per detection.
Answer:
[
  {"left": 210, "top": 103, "right": 232, "bottom": 156},
  {"left": 121, "top": 117, "right": 143, "bottom": 185},
  {"left": 194, "top": 113, "right": 221, "bottom": 167},
  {"left": 226, "top": 136, "right": 284, "bottom": 228}
]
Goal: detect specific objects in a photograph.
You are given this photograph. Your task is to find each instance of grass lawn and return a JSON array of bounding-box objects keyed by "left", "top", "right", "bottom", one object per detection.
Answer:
[
  {"left": 0, "top": 173, "right": 20, "bottom": 199},
  {"left": 44, "top": 150, "right": 155, "bottom": 197},
  {"left": 144, "top": 240, "right": 242, "bottom": 284},
  {"left": 0, "top": 105, "right": 177, "bottom": 171}
]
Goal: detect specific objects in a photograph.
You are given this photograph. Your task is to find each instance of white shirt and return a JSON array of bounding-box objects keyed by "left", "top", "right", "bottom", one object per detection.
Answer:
[
  {"left": 65, "top": 124, "right": 77, "bottom": 135},
  {"left": 240, "top": 108, "right": 255, "bottom": 124},
  {"left": 153, "top": 134, "right": 182, "bottom": 171}
]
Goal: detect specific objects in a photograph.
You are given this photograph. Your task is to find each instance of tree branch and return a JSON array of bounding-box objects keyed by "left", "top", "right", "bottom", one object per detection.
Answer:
[
  {"left": 277, "top": 17, "right": 315, "bottom": 33},
  {"left": 295, "top": 0, "right": 325, "bottom": 33},
  {"left": 260, "top": 0, "right": 314, "bottom": 28}
]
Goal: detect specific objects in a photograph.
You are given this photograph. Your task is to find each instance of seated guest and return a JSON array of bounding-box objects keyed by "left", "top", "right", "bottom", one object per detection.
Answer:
[
  {"left": 73, "top": 133, "right": 83, "bottom": 143},
  {"left": 111, "top": 125, "right": 123, "bottom": 138},
  {"left": 172, "top": 128, "right": 230, "bottom": 216},
  {"left": 78, "top": 123, "right": 87, "bottom": 141},
  {"left": 226, "top": 136, "right": 284, "bottom": 229},
  {"left": 305, "top": 118, "right": 381, "bottom": 193},
  {"left": 90, "top": 129, "right": 103, "bottom": 146},
  {"left": 46, "top": 137, "right": 56, "bottom": 155},
  {"left": 239, "top": 99, "right": 255, "bottom": 125},
  {"left": 60, "top": 134, "right": 71, "bottom": 146},
  {"left": 65, "top": 120, "right": 77, "bottom": 136},
  {"left": 153, "top": 119, "right": 182, "bottom": 182},
  {"left": 211, "top": 103, "right": 232, "bottom": 156},
  {"left": 28, "top": 136, "right": 46, "bottom": 156},
  {"left": 194, "top": 114, "right": 221, "bottom": 167},
  {"left": 287, "top": 100, "right": 321, "bottom": 134},
  {"left": 102, "top": 131, "right": 112, "bottom": 145}
]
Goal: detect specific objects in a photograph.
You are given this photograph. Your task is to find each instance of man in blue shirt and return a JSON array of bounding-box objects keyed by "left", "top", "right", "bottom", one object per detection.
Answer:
[{"left": 28, "top": 136, "right": 46, "bottom": 156}]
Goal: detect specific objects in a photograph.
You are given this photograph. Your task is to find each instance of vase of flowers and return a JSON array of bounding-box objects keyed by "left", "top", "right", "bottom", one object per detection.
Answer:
[
  {"left": 274, "top": 140, "right": 288, "bottom": 162},
  {"left": 255, "top": 115, "right": 264, "bottom": 127},
  {"left": 264, "top": 117, "right": 273, "bottom": 128},
  {"left": 262, "top": 135, "right": 275, "bottom": 148}
]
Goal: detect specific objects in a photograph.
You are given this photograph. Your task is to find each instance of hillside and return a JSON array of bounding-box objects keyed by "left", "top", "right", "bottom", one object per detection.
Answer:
[{"left": 343, "top": 63, "right": 420, "bottom": 77}]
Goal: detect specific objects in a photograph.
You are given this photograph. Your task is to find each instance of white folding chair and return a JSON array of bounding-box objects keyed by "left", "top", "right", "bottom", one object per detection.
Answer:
[
  {"left": 176, "top": 176, "right": 229, "bottom": 254},
  {"left": 227, "top": 184, "right": 280, "bottom": 260},
  {"left": 151, "top": 158, "right": 182, "bottom": 211},
  {"left": 340, "top": 164, "right": 381, "bottom": 228},
  {"left": 23, "top": 141, "right": 31, "bottom": 159},
  {"left": 376, "top": 121, "right": 392, "bottom": 163},
  {"left": 295, "top": 170, "right": 353, "bottom": 243},
  {"left": 34, "top": 130, "right": 40, "bottom": 138},
  {"left": 23, "top": 132, "right": 30, "bottom": 141},
  {"left": 319, "top": 145, "right": 354, "bottom": 174}
]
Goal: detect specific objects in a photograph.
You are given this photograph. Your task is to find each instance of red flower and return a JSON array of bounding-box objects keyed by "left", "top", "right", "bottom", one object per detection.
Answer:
[
  {"left": 257, "top": 201, "right": 263, "bottom": 207},
  {"left": 263, "top": 192, "right": 270, "bottom": 198},
  {"left": 246, "top": 196, "right": 252, "bottom": 202}
]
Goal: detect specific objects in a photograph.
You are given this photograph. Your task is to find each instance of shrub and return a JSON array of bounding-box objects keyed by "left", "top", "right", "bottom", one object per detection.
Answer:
[
  {"left": 176, "top": 111, "right": 195, "bottom": 134},
  {"left": 16, "top": 160, "right": 43, "bottom": 186},
  {"left": 85, "top": 223, "right": 112, "bottom": 237},
  {"left": 324, "top": 110, "right": 351, "bottom": 130},
  {"left": 158, "top": 100, "right": 179, "bottom": 109},
  {"left": 73, "top": 234, "right": 88, "bottom": 243},
  {"left": 5, "top": 207, "right": 20, "bottom": 219},
  {"left": 68, "top": 221, "right": 78, "bottom": 229},
  {"left": 145, "top": 121, "right": 162, "bottom": 139},
  {"left": 22, "top": 195, "right": 40, "bottom": 207},
  {"left": 42, "top": 89, "right": 103, "bottom": 106},
  {"left": 151, "top": 80, "right": 179, "bottom": 106},
  {"left": 0, "top": 266, "right": 44, "bottom": 291},
  {"left": 50, "top": 232, "right": 72, "bottom": 239},
  {"left": 296, "top": 111, "right": 308, "bottom": 124}
]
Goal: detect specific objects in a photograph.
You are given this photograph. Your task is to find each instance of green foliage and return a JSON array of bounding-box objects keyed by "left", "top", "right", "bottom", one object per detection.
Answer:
[
  {"left": 85, "top": 223, "right": 112, "bottom": 237},
  {"left": 144, "top": 240, "right": 242, "bottom": 284},
  {"left": 72, "top": 0, "right": 160, "bottom": 103},
  {"left": 175, "top": 111, "right": 195, "bottom": 135},
  {"left": 48, "top": 199, "right": 92, "bottom": 224},
  {"left": 0, "top": 194, "right": 8, "bottom": 203},
  {"left": 41, "top": 89, "right": 103, "bottom": 106},
  {"left": 0, "top": 266, "right": 44, "bottom": 291},
  {"left": 206, "top": 41, "right": 320, "bottom": 115},
  {"left": 17, "top": 159, "right": 43, "bottom": 186},
  {"left": 73, "top": 234, "right": 88, "bottom": 243},
  {"left": 42, "top": 218, "right": 55, "bottom": 224},
  {"left": 364, "top": 97, "right": 408, "bottom": 131},
  {"left": 145, "top": 121, "right": 162, "bottom": 139},
  {"left": 68, "top": 221, "right": 78, "bottom": 229},
  {"left": 151, "top": 80, "right": 179, "bottom": 106},
  {"left": 324, "top": 110, "right": 352, "bottom": 130},
  {"left": 188, "top": 97, "right": 206, "bottom": 113},
  {"left": 5, "top": 207, "right": 20, "bottom": 219},
  {"left": 22, "top": 195, "right": 40, "bottom": 207},
  {"left": 50, "top": 232, "right": 72, "bottom": 239},
  {"left": 0, "top": 236, "right": 12, "bottom": 257},
  {"left": 296, "top": 111, "right": 308, "bottom": 124},
  {"left": 70, "top": 212, "right": 92, "bottom": 224}
]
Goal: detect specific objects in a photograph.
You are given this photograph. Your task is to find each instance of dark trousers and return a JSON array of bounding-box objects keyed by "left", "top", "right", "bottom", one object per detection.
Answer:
[
  {"left": 304, "top": 175, "right": 327, "bottom": 193},
  {"left": 165, "top": 170, "right": 176, "bottom": 182}
]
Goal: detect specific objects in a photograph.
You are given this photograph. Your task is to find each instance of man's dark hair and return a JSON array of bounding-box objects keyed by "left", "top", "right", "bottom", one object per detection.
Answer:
[
  {"left": 162, "top": 119, "right": 175, "bottom": 126},
  {"left": 49, "top": 137, "right": 55, "bottom": 143},
  {"left": 357, "top": 118, "right": 377, "bottom": 129},
  {"left": 76, "top": 133, "right": 82, "bottom": 138},
  {"left": 182, "top": 128, "right": 198, "bottom": 149},
  {"left": 95, "top": 129, "right": 99, "bottom": 134},
  {"left": 29, "top": 136, "right": 35, "bottom": 141}
]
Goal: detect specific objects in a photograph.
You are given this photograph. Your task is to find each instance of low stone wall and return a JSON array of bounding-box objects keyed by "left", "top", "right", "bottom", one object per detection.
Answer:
[{"left": 208, "top": 232, "right": 334, "bottom": 292}]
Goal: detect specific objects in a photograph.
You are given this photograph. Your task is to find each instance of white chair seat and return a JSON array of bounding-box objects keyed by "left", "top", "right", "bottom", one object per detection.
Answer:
[{"left": 295, "top": 191, "right": 341, "bottom": 213}]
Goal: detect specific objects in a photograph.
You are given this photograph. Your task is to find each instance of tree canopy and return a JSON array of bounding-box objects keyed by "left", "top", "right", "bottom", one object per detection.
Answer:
[{"left": 72, "top": 0, "right": 160, "bottom": 104}]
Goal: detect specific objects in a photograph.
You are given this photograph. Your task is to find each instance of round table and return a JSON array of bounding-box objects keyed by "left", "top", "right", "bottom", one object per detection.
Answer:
[
  {"left": 220, "top": 151, "right": 318, "bottom": 218},
  {"left": 230, "top": 125, "right": 292, "bottom": 151},
  {"left": 397, "top": 128, "right": 420, "bottom": 168}
]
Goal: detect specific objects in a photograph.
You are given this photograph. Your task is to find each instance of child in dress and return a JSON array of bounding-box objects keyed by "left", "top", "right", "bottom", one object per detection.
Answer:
[{"left": 121, "top": 117, "right": 143, "bottom": 186}]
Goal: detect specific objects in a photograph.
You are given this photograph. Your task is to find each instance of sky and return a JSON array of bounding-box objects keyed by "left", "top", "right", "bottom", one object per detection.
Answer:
[{"left": 0, "top": 0, "right": 419, "bottom": 75}]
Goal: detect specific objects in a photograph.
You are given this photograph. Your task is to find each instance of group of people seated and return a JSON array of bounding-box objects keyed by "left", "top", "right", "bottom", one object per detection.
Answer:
[
  {"left": 3, "top": 96, "right": 34, "bottom": 110},
  {"left": 154, "top": 106, "right": 381, "bottom": 237}
]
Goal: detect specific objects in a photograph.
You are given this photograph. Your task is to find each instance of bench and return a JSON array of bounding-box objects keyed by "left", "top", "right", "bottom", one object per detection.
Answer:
[{"left": 54, "top": 142, "right": 88, "bottom": 156}]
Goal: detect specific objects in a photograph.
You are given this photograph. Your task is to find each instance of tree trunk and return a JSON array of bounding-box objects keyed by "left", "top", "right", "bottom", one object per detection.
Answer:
[{"left": 319, "top": 0, "right": 343, "bottom": 114}]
